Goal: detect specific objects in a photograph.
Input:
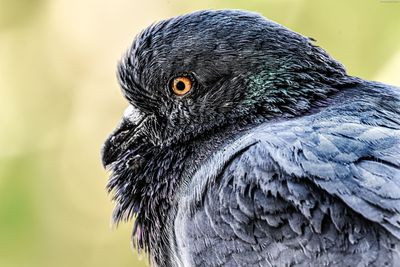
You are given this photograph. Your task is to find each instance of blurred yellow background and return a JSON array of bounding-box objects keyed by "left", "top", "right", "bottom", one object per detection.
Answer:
[{"left": 1, "top": 0, "right": 399, "bottom": 267}]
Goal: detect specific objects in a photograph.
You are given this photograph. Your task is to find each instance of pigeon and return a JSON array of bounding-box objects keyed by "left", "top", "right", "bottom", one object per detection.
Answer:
[{"left": 101, "top": 9, "right": 400, "bottom": 267}]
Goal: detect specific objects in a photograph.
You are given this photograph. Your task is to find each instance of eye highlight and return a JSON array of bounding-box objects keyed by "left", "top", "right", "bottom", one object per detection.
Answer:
[{"left": 171, "top": 76, "right": 193, "bottom": 96}]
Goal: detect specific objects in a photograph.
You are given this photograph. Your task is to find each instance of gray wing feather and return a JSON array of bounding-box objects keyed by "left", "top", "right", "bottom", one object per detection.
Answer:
[{"left": 252, "top": 119, "right": 400, "bottom": 238}]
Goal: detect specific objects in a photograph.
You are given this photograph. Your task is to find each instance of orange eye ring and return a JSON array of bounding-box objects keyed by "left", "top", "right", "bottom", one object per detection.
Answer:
[{"left": 171, "top": 76, "right": 193, "bottom": 96}]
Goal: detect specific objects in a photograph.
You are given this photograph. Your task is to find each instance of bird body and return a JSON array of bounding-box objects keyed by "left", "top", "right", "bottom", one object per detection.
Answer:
[{"left": 101, "top": 10, "right": 400, "bottom": 267}]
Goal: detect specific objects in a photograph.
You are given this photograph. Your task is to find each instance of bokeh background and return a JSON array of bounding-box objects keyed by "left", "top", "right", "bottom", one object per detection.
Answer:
[{"left": 1, "top": 0, "right": 400, "bottom": 266}]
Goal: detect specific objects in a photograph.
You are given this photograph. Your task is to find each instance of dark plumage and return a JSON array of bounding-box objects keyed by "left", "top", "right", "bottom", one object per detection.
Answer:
[{"left": 101, "top": 10, "right": 400, "bottom": 267}]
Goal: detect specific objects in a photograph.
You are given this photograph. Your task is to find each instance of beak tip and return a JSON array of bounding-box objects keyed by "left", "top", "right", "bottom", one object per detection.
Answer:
[{"left": 101, "top": 139, "right": 113, "bottom": 169}]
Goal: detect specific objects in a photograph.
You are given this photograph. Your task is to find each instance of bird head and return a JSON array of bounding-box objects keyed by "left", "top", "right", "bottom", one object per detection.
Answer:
[{"left": 103, "top": 10, "right": 354, "bottom": 166}]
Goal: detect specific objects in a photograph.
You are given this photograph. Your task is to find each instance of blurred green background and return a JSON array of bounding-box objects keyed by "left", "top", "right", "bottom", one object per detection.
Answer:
[{"left": 1, "top": 0, "right": 399, "bottom": 266}]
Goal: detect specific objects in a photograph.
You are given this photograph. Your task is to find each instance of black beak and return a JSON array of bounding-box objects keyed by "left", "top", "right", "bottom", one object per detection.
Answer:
[{"left": 101, "top": 106, "right": 147, "bottom": 169}]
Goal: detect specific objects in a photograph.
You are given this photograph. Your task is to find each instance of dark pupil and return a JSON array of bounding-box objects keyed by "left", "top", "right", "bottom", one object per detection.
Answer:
[{"left": 176, "top": 81, "right": 186, "bottom": 91}]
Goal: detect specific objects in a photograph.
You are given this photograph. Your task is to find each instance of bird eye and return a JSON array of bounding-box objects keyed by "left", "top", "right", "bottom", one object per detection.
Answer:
[{"left": 171, "top": 76, "right": 193, "bottom": 96}]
